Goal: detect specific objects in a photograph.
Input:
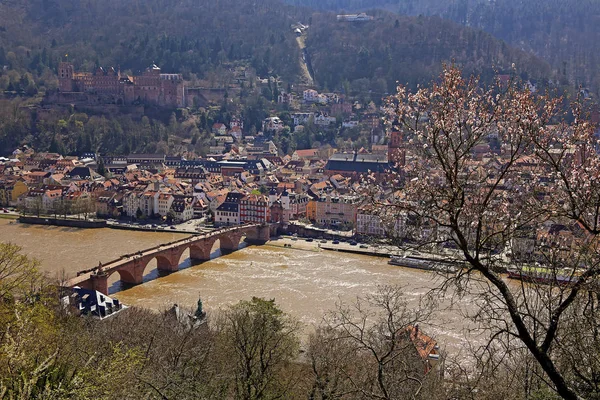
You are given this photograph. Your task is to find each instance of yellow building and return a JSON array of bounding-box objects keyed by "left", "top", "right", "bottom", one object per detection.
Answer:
[
  {"left": 11, "top": 181, "right": 29, "bottom": 206},
  {"left": 314, "top": 194, "right": 361, "bottom": 228},
  {"left": 0, "top": 180, "right": 28, "bottom": 207}
]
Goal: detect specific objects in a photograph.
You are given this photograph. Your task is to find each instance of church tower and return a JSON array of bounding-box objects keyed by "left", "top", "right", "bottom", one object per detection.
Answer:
[{"left": 388, "top": 128, "right": 406, "bottom": 167}]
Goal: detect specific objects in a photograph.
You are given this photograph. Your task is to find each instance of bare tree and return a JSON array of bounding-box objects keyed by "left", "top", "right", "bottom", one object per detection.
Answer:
[
  {"left": 379, "top": 64, "right": 600, "bottom": 399},
  {"left": 0, "top": 243, "right": 42, "bottom": 301},
  {"left": 307, "top": 285, "right": 441, "bottom": 400},
  {"left": 215, "top": 297, "right": 301, "bottom": 400}
]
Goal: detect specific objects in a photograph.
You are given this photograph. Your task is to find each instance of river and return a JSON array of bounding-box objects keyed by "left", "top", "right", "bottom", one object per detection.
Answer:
[{"left": 0, "top": 219, "right": 480, "bottom": 352}]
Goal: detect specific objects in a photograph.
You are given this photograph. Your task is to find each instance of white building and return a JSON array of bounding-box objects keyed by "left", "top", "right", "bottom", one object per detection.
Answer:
[
  {"left": 123, "top": 191, "right": 141, "bottom": 217},
  {"left": 314, "top": 113, "right": 337, "bottom": 126},
  {"left": 155, "top": 193, "right": 174, "bottom": 217},
  {"left": 214, "top": 192, "right": 244, "bottom": 226},
  {"left": 336, "top": 13, "right": 373, "bottom": 22},
  {"left": 303, "top": 89, "right": 319, "bottom": 102},
  {"left": 139, "top": 191, "right": 158, "bottom": 217},
  {"left": 356, "top": 212, "right": 386, "bottom": 236},
  {"left": 291, "top": 112, "right": 314, "bottom": 126},
  {"left": 171, "top": 196, "right": 195, "bottom": 222},
  {"left": 263, "top": 117, "right": 285, "bottom": 133},
  {"left": 356, "top": 209, "right": 405, "bottom": 237}
]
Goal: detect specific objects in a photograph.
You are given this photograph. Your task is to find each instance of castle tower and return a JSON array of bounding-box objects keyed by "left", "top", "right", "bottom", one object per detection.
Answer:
[
  {"left": 388, "top": 128, "right": 406, "bottom": 167},
  {"left": 58, "top": 62, "right": 75, "bottom": 92}
]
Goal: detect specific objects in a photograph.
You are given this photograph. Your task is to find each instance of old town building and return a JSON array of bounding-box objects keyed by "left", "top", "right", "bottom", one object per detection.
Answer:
[{"left": 240, "top": 194, "right": 270, "bottom": 224}]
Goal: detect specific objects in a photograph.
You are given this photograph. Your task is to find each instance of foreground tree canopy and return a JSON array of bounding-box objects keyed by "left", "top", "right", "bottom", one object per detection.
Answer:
[{"left": 380, "top": 64, "right": 600, "bottom": 399}]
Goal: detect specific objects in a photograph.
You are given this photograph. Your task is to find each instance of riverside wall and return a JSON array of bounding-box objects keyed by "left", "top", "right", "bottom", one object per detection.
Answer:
[{"left": 18, "top": 216, "right": 107, "bottom": 228}]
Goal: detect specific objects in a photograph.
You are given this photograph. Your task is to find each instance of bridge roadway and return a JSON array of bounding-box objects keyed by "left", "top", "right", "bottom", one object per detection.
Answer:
[{"left": 64, "top": 223, "right": 272, "bottom": 295}]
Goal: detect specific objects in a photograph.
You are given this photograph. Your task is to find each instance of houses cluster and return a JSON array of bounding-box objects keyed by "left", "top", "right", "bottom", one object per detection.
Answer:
[
  {"left": 0, "top": 133, "right": 402, "bottom": 229},
  {"left": 351, "top": 129, "right": 600, "bottom": 268},
  {"left": 202, "top": 84, "right": 386, "bottom": 161},
  {"left": 1, "top": 111, "right": 581, "bottom": 263},
  {"left": 272, "top": 87, "right": 386, "bottom": 144},
  {"left": 278, "top": 88, "right": 346, "bottom": 109}
]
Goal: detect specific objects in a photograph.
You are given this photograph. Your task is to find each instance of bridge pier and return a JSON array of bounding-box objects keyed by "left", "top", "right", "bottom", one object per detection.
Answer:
[
  {"left": 190, "top": 245, "right": 210, "bottom": 262},
  {"left": 91, "top": 273, "right": 109, "bottom": 295},
  {"left": 245, "top": 224, "right": 271, "bottom": 245},
  {"left": 156, "top": 249, "right": 179, "bottom": 273},
  {"left": 220, "top": 241, "right": 239, "bottom": 254}
]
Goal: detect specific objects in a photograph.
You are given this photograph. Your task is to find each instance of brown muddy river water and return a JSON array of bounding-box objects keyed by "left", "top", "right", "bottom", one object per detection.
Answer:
[{"left": 0, "top": 219, "right": 482, "bottom": 352}]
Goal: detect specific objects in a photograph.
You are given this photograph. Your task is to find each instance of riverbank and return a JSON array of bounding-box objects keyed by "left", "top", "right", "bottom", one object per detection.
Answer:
[
  {"left": 13, "top": 214, "right": 205, "bottom": 235},
  {"left": 266, "top": 237, "right": 320, "bottom": 252},
  {"left": 0, "top": 219, "right": 183, "bottom": 279},
  {"left": 269, "top": 236, "right": 404, "bottom": 258},
  {"left": 18, "top": 215, "right": 107, "bottom": 228},
  {"left": 107, "top": 223, "right": 195, "bottom": 235}
]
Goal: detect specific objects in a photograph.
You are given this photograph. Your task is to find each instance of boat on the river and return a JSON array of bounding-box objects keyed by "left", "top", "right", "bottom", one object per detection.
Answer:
[
  {"left": 506, "top": 265, "right": 580, "bottom": 285},
  {"left": 388, "top": 255, "right": 458, "bottom": 273}
]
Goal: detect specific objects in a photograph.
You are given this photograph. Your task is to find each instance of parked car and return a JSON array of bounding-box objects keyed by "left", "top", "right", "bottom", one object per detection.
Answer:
[
  {"left": 306, "top": 238, "right": 314, "bottom": 242},
  {"left": 349, "top": 241, "right": 357, "bottom": 246},
  {"left": 170, "top": 226, "right": 176, "bottom": 230},
  {"left": 360, "top": 244, "right": 368, "bottom": 249},
  {"left": 320, "top": 240, "right": 327, "bottom": 243},
  {"left": 332, "top": 240, "right": 340, "bottom": 244}
]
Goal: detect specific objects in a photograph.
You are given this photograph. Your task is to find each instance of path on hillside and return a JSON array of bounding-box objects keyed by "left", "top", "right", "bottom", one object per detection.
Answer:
[{"left": 296, "top": 35, "right": 314, "bottom": 86}]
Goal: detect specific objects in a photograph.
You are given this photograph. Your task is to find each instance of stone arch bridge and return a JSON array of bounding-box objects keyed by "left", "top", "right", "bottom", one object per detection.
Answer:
[{"left": 65, "top": 223, "right": 273, "bottom": 295}]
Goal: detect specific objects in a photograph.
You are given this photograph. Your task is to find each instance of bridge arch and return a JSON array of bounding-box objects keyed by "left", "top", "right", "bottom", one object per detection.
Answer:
[
  {"left": 105, "top": 264, "right": 140, "bottom": 294},
  {"left": 209, "top": 238, "right": 223, "bottom": 257},
  {"left": 141, "top": 254, "right": 175, "bottom": 281},
  {"left": 189, "top": 242, "right": 210, "bottom": 262},
  {"left": 174, "top": 246, "right": 195, "bottom": 269},
  {"left": 219, "top": 234, "right": 240, "bottom": 253},
  {"left": 115, "top": 268, "right": 137, "bottom": 283}
]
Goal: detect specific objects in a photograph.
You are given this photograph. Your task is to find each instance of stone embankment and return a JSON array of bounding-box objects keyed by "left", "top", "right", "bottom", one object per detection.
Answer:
[{"left": 18, "top": 215, "right": 107, "bottom": 228}]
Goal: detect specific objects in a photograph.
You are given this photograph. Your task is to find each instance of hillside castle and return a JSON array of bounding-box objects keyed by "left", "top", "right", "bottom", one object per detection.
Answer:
[{"left": 57, "top": 62, "right": 185, "bottom": 108}]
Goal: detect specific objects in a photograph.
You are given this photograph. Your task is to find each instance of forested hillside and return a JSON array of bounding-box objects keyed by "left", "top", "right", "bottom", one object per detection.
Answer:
[
  {"left": 0, "top": 0, "right": 304, "bottom": 84},
  {"left": 307, "top": 9, "right": 551, "bottom": 94},
  {"left": 0, "top": 0, "right": 551, "bottom": 94},
  {"left": 288, "top": 0, "right": 600, "bottom": 95}
]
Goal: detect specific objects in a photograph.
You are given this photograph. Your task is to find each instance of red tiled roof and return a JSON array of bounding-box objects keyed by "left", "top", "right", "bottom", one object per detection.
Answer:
[{"left": 294, "top": 149, "right": 319, "bottom": 157}]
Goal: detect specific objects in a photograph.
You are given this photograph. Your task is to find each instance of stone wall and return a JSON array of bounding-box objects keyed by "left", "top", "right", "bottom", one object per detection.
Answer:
[{"left": 18, "top": 216, "right": 107, "bottom": 228}]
